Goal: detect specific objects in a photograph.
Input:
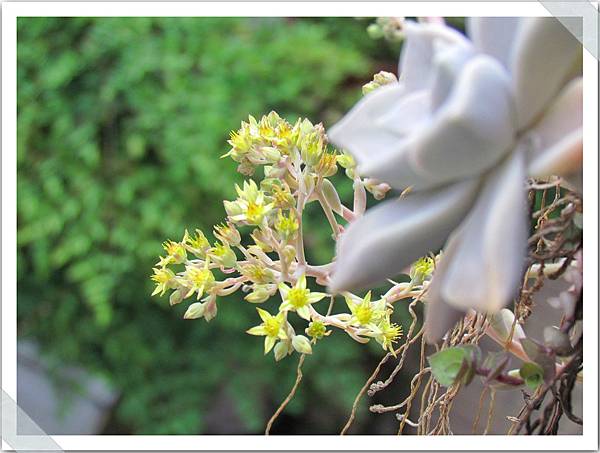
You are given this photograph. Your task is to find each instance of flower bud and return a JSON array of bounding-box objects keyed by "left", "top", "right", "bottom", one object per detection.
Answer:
[
  {"left": 364, "top": 179, "right": 391, "bottom": 200},
  {"left": 320, "top": 178, "right": 343, "bottom": 215},
  {"left": 336, "top": 152, "right": 356, "bottom": 170},
  {"left": 183, "top": 229, "right": 210, "bottom": 258},
  {"left": 315, "top": 152, "right": 338, "bottom": 177},
  {"left": 244, "top": 284, "right": 274, "bottom": 304},
  {"left": 282, "top": 245, "right": 296, "bottom": 264},
  {"left": 264, "top": 164, "right": 287, "bottom": 179},
  {"left": 292, "top": 335, "right": 313, "bottom": 355},
  {"left": 274, "top": 210, "right": 299, "bottom": 241},
  {"left": 169, "top": 288, "right": 184, "bottom": 306},
  {"left": 489, "top": 309, "right": 526, "bottom": 343},
  {"left": 298, "top": 124, "right": 326, "bottom": 167},
  {"left": 224, "top": 199, "right": 244, "bottom": 218},
  {"left": 236, "top": 161, "right": 255, "bottom": 176},
  {"left": 203, "top": 294, "right": 218, "bottom": 322},
  {"left": 409, "top": 256, "right": 434, "bottom": 285},
  {"left": 362, "top": 71, "right": 398, "bottom": 95},
  {"left": 184, "top": 302, "right": 206, "bottom": 320},
  {"left": 208, "top": 242, "right": 237, "bottom": 268},
  {"left": 273, "top": 340, "right": 292, "bottom": 361},
  {"left": 250, "top": 229, "right": 274, "bottom": 253},
  {"left": 306, "top": 321, "right": 328, "bottom": 340},
  {"left": 162, "top": 240, "right": 187, "bottom": 264},
  {"left": 260, "top": 146, "right": 281, "bottom": 162},
  {"left": 301, "top": 172, "right": 315, "bottom": 195},
  {"left": 367, "top": 23, "right": 384, "bottom": 39},
  {"left": 214, "top": 223, "right": 241, "bottom": 246}
]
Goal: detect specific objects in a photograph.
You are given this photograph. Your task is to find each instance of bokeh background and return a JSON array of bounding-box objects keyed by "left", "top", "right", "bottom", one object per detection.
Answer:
[{"left": 17, "top": 17, "right": 413, "bottom": 435}]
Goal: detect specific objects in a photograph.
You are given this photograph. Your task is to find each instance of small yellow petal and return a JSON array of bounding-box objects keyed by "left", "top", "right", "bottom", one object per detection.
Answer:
[{"left": 247, "top": 326, "right": 267, "bottom": 336}]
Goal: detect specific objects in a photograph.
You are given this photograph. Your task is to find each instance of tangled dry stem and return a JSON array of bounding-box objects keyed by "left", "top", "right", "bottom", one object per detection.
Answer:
[
  {"left": 264, "top": 178, "right": 582, "bottom": 436},
  {"left": 339, "top": 179, "right": 583, "bottom": 436}
]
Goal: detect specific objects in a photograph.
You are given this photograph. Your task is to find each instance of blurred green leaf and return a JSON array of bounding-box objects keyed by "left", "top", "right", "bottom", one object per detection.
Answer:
[{"left": 17, "top": 16, "right": 398, "bottom": 434}]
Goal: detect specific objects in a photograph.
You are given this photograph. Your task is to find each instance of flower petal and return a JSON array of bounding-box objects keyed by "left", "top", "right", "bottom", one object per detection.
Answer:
[
  {"left": 256, "top": 307, "right": 271, "bottom": 323},
  {"left": 467, "top": 17, "right": 521, "bottom": 68},
  {"left": 297, "top": 305, "right": 311, "bottom": 321},
  {"left": 277, "top": 282, "right": 290, "bottom": 299},
  {"left": 279, "top": 301, "right": 292, "bottom": 311},
  {"left": 307, "top": 292, "right": 327, "bottom": 304},
  {"left": 441, "top": 148, "right": 529, "bottom": 312},
  {"left": 296, "top": 274, "right": 307, "bottom": 290},
  {"left": 527, "top": 77, "right": 583, "bottom": 180},
  {"left": 246, "top": 325, "right": 267, "bottom": 336},
  {"left": 328, "top": 178, "right": 480, "bottom": 292},
  {"left": 264, "top": 336, "right": 276, "bottom": 354},
  {"left": 509, "top": 18, "right": 582, "bottom": 129}
]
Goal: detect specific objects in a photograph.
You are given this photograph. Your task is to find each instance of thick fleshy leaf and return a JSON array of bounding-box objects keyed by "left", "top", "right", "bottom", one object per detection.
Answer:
[
  {"left": 412, "top": 55, "right": 515, "bottom": 183},
  {"left": 376, "top": 89, "right": 431, "bottom": 138},
  {"left": 398, "top": 21, "right": 469, "bottom": 93},
  {"left": 328, "top": 178, "right": 480, "bottom": 292},
  {"left": 509, "top": 18, "right": 582, "bottom": 129},
  {"left": 467, "top": 17, "right": 521, "bottom": 68},
  {"left": 362, "top": 55, "right": 515, "bottom": 191},
  {"left": 429, "top": 42, "right": 475, "bottom": 110},
  {"left": 424, "top": 224, "right": 467, "bottom": 343},
  {"left": 441, "top": 148, "right": 529, "bottom": 312},
  {"left": 327, "top": 83, "right": 410, "bottom": 165},
  {"left": 527, "top": 77, "right": 583, "bottom": 179}
]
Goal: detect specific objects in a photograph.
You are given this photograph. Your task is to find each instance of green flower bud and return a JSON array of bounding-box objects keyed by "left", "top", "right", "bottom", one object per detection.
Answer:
[
  {"left": 320, "top": 178, "right": 343, "bottom": 215},
  {"left": 306, "top": 321, "right": 328, "bottom": 340},
  {"left": 366, "top": 23, "right": 384, "bottom": 39}
]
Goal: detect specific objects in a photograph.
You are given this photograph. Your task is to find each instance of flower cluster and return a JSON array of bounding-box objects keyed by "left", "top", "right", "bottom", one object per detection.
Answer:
[{"left": 151, "top": 111, "right": 417, "bottom": 360}]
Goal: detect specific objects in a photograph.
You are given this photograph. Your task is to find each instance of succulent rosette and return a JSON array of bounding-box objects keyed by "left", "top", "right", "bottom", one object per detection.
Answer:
[{"left": 327, "top": 18, "right": 583, "bottom": 341}]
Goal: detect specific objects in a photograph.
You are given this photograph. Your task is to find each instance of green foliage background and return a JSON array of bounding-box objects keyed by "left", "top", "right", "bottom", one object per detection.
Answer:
[{"left": 17, "top": 17, "right": 400, "bottom": 434}]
